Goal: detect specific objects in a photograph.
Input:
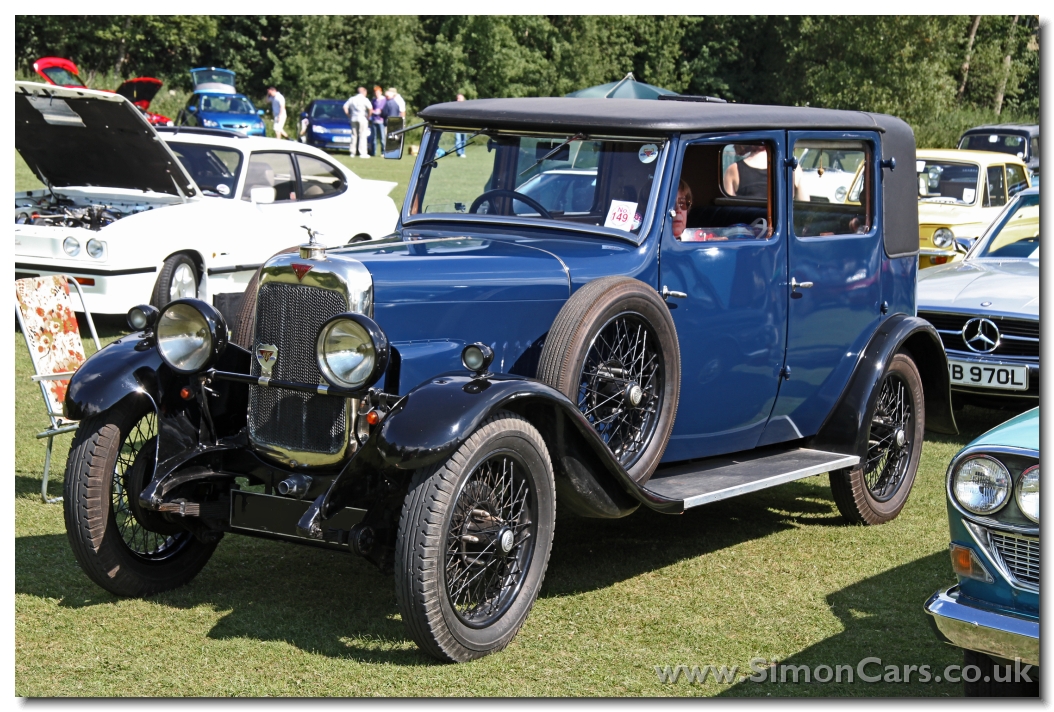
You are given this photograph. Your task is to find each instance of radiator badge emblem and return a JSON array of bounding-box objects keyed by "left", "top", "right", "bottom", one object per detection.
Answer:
[
  {"left": 256, "top": 343, "right": 278, "bottom": 378},
  {"left": 291, "top": 263, "right": 313, "bottom": 281}
]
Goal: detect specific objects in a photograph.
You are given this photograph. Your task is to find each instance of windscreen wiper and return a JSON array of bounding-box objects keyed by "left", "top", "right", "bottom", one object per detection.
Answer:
[
  {"left": 518, "top": 133, "right": 585, "bottom": 176},
  {"left": 426, "top": 130, "right": 485, "bottom": 167}
]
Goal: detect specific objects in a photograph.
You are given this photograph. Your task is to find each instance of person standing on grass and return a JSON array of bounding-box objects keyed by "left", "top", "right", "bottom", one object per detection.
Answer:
[
  {"left": 387, "top": 87, "right": 406, "bottom": 117},
  {"left": 369, "top": 85, "right": 387, "bottom": 157},
  {"left": 267, "top": 87, "right": 288, "bottom": 140},
  {"left": 343, "top": 86, "right": 373, "bottom": 158},
  {"left": 454, "top": 93, "right": 467, "bottom": 157}
]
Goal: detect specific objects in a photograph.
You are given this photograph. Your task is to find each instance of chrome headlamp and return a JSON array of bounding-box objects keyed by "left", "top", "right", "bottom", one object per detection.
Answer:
[
  {"left": 316, "top": 313, "right": 389, "bottom": 391},
  {"left": 952, "top": 455, "right": 1011, "bottom": 515},
  {"left": 156, "top": 299, "right": 228, "bottom": 374},
  {"left": 932, "top": 227, "right": 955, "bottom": 249},
  {"left": 127, "top": 303, "right": 159, "bottom": 332},
  {"left": 1016, "top": 465, "right": 1039, "bottom": 523}
]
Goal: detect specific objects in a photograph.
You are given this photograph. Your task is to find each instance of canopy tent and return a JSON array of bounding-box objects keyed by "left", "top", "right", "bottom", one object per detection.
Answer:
[{"left": 565, "top": 72, "right": 678, "bottom": 100}]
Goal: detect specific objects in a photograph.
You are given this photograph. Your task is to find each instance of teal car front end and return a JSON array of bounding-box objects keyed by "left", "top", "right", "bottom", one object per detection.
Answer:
[{"left": 926, "top": 407, "right": 1039, "bottom": 695}]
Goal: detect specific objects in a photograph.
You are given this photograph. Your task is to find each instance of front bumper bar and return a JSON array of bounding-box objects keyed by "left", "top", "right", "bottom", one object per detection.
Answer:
[{"left": 925, "top": 585, "right": 1039, "bottom": 665}]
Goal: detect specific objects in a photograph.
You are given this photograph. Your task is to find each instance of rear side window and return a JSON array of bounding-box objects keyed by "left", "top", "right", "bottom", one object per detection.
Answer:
[
  {"left": 296, "top": 154, "right": 345, "bottom": 200},
  {"left": 243, "top": 152, "right": 297, "bottom": 202},
  {"left": 1006, "top": 163, "right": 1029, "bottom": 198},
  {"left": 984, "top": 165, "right": 1007, "bottom": 208},
  {"left": 792, "top": 140, "right": 871, "bottom": 236}
]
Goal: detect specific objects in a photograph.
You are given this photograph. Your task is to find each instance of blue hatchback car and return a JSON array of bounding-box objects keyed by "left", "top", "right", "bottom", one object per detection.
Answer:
[
  {"left": 179, "top": 91, "right": 265, "bottom": 136},
  {"left": 61, "top": 97, "right": 957, "bottom": 663},
  {"left": 299, "top": 99, "right": 353, "bottom": 151},
  {"left": 926, "top": 407, "right": 1039, "bottom": 696}
]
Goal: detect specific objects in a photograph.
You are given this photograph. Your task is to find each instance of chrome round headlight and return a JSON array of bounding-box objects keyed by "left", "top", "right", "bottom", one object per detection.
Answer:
[
  {"left": 63, "top": 236, "right": 80, "bottom": 256},
  {"left": 86, "top": 238, "right": 105, "bottom": 259},
  {"left": 156, "top": 299, "right": 227, "bottom": 374},
  {"left": 1016, "top": 465, "right": 1039, "bottom": 523},
  {"left": 127, "top": 303, "right": 159, "bottom": 332},
  {"left": 834, "top": 186, "right": 848, "bottom": 203},
  {"left": 316, "top": 313, "right": 389, "bottom": 390},
  {"left": 932, "top": 228, "right": 955, "bottom": 248},
  {"left": 953, "top": 455, "right": 1011, "bottom": 515},
  {"left": 462, "top": 343, "right": 494, "bottom": 373}
]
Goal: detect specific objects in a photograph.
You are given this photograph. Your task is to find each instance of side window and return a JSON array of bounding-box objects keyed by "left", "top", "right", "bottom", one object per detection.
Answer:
[
  {"left": 296, "top": 154, "right": 345, "bottom": 200},
  {"left": 673, "top": 141, "right": 775, "bottom": 242},
  {"left": 1006, "top": 164, "right": 1029, "bottom": 198},
  {"left": 242, "top": 152, "right": 298, "bottom": 202},
  {"left": 792, "top": 140, "right": 871, "bottom": 236},
  {"left": 984, "top": 165, "right": 1007, "bottom": 208}
]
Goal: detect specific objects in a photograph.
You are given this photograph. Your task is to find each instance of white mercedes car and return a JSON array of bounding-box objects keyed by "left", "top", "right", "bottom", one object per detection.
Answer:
[{"left": 14, "top": 81, "right": 399, "bottom": 316}]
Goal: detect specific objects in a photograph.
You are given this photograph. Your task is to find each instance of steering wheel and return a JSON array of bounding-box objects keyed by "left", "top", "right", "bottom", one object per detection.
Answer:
[{"left": 469, "top": 189, "right": 553, "bottom": 219}]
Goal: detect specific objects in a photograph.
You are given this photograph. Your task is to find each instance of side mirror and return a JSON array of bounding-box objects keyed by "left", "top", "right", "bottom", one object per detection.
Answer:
[
  {"left": 187, "top": 105, "right": 197, "bottom": 114},
  {"left": 384, "top": 116, "right": 404, "bottom": 160},
  {"left": 250, "top": 187, "right": 276, "bottom": 205},
  {"left": 300, "top": 111, "right": 308, "bottom": 119}
]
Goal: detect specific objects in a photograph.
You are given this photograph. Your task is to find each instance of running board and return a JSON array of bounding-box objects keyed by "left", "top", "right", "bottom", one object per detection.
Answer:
[{"left": 643, "top": 447, "right": 859, "bottom": 510}]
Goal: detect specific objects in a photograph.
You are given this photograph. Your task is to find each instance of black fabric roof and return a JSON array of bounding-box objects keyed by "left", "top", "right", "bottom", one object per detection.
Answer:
[
  {"left": 418, "top": 97, "right": 898, "bottom": 135},
  {"left": 959, "top": 124, "right": 1039, "bottom": 137}
]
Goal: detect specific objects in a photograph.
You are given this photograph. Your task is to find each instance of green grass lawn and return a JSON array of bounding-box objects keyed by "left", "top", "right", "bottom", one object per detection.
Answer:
[{"left": 14, "top": 321, "right": 1022, "bottom": 696}]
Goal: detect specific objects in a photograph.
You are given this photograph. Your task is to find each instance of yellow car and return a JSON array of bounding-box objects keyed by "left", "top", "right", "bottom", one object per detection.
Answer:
[{"left": 916, "top": 149, "right": 1031, "bottom": 269}]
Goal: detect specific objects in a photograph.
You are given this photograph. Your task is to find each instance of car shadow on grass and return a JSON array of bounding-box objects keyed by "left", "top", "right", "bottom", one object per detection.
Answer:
[{"left": 709, "top": 550, "right": 963, "bottom": 697}]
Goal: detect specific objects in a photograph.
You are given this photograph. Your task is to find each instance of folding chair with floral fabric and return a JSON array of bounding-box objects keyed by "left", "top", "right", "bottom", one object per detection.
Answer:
[{"left": 15, "top": 275, "right": 100, "bottom": 503}]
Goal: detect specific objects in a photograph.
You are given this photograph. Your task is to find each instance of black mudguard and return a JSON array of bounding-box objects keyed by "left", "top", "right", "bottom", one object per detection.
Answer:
[
  {"left": 810, "top": 313, "right": 957, "bottom": 462},
  {"left": 64, "top": 333, "right": 164, "bottom": 421},
  {"left": 302, "top": 372, "right": 682, "bottom": 537}
]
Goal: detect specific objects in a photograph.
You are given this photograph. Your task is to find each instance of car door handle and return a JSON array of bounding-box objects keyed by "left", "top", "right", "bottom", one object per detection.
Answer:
[
  {"left": 662, "top": 286, "right": 687, "bottom": 300},
  {"left": 790, "top": 278, "right": 814, "bottom": 291}
]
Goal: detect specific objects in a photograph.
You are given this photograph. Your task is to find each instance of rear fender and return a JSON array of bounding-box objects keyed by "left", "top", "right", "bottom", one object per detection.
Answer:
[
  {"left": 312, "top": 373, "right": 682, "bottom": 531},
  {"left": 810, "top": 314, "right": 957, "bottom": 460}
]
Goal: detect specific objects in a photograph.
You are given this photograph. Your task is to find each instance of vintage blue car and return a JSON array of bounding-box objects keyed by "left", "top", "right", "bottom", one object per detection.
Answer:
[
  {"left": 299, "top": 99, "right": 353, "bottom": 151},
  {"left": 61, "top": 97, "right": 956, "bottom": 662},
  {"left": 926, "top": 407, "right": 1038, "bottom": 696}
]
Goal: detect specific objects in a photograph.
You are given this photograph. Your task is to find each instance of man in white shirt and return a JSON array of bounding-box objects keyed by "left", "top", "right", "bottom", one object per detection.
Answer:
[
  {"left": 343, "top": 86, "right": 373, "bottom": 158},
  {"left": 386, "top": 87, "right": 406, "bottom": 117},
  {"left": 267, "top": 87, "right": 288, "bottom": 140}
]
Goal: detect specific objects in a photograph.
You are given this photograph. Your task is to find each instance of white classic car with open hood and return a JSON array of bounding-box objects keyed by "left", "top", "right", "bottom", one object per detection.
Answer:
[{"left": 14, "top": 82, "right": 399, "bottom": 316}]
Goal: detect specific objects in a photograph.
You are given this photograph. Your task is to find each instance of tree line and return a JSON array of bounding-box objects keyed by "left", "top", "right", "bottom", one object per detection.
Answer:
[{"left": 15, "top": 15, "right": 1039, "bottom": 146}]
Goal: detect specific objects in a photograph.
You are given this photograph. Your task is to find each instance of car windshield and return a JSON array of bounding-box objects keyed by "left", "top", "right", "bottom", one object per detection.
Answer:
[
  {"left": 959, "top": 132, "right": 1029, "bottom": 160},
  {"left": 972, "top": 193, "right": 1039, "bottom": 260},
  {"left": 409, "top": 129, "right": 663, "bottom": 239},
  {"left": 310, "top": 102, "right": 346, "bottom": 120},
  {"left": 917, "top": 159, "right": 979, "bottom": 204},
  {"left": 166, "top": 142, "right": 243, "bottom": 199},
  {"left": 201, "top": 95, "right": 255, "bottom": 114},
  {"left": 41, "top": 66, "right": 84, "bottom": 87}
]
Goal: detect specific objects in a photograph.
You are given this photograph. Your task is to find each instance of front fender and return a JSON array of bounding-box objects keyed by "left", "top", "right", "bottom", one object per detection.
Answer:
[
  {"left": 64, "top": 333, "right": 163, "bottom": 421},
  {"left": 810, "top": 314, "right": 957, "bottom": 460},
  {"left": 306, "top": 372, "right": 682, "bottom": 535}
]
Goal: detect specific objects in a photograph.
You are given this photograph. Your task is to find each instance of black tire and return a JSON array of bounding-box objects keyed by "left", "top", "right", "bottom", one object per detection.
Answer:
[
  {"left": 963, "top": 649, "right": 1039, "bottom": 697},
  {"left": 536, "top": 276, "right": 680, "bottom": 484},
  {"left": 395, "top": 411, "right": 556, "bottom": 662},
  {"left": 62, "top": 399, "right": 219, "bottom": 597},
  {"left": 830, "top": 353, "right": 925, "bottom": 525},
  {"left": 152, "top": 253, "right": 199, "bottom": 309}
]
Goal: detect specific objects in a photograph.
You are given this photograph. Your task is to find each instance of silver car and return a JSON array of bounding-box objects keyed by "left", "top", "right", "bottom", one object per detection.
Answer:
[{"left": 917, "top": 187, "right": 1039, "bottom": 407}]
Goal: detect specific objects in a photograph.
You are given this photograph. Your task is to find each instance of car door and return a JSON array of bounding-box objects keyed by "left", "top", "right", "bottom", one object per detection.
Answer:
[
  {"left": 658, "top": 131, "right": 788, "bottom": 461},
  {"left": 292, "top": 152, "right": 353, "bottom": 241},
  {"left": 761, "top": 131, "right": 883, "bottom": 443}
]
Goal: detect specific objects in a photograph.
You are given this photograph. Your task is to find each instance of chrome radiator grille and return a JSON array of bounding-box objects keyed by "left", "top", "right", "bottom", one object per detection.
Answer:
[
  {"left": 248, "top": 282, "right": 349, "bottom": 455},
  {"left": 990, "top": 530, "right": 1039, "bottom": 587}
]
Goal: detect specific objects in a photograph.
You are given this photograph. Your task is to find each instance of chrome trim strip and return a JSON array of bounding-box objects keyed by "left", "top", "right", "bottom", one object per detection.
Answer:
[
  {"left": 679, "top": 453, "right": 859, "bottom": 509},
  {"left": 963, "top": 520, "right": 1039, "bottom": 592},
  {"left": 919, "top": 308, "right": 1039, "bottom": 324},
  {"left": 925, "top": 585, "right": 1039, "bottom": 665}
]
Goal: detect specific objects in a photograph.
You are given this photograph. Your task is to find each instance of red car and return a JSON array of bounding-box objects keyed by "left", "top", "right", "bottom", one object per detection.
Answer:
[{"left": 32, "top": 56, "right": 173, "bottom": 126}]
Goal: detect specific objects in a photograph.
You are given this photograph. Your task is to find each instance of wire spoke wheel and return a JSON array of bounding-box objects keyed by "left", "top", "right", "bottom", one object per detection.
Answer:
[
  {"left": 577, "top": 312, "right": 664, "bottom": 469},
  {"left": 863, "top": 372, "right": 914, "bottom": 502},
  {"left": 112, "top": 412, "right": 191, "bottom": 561},
  {"left": 444, "top": 451, "right": 536, "bottom": 628}
]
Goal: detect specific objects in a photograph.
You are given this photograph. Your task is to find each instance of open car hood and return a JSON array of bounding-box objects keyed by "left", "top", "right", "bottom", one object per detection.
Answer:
[
  {"left": 191, "top": 67, "right": 237, "bottom": 94},
  {"left": 15, "top": 82, "right": 198, "bottom": 197},
  {"left": 115, "top": 77, "right": 163, "bottom": 109}
]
